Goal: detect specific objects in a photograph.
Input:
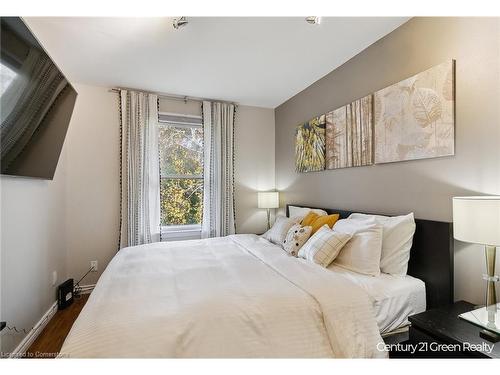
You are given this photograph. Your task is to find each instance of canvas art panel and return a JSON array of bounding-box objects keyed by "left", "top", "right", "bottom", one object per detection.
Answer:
[
  {"left": 326, "top": 95, "right": 373, "bottom": 169},
  {"left": 374, "top": 61, "right": 455, "bottom": 164},
  {"left": 295, "top": 114, "right": 326, "bottom": 173}
]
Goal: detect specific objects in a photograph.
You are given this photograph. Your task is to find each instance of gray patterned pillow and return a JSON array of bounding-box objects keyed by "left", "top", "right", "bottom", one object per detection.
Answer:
[
  {"left": 262, "top": 215, "right": 301, "bottom": 245},
  {"left": 282, "top": 224, "right": 312, "bottom": 257}
]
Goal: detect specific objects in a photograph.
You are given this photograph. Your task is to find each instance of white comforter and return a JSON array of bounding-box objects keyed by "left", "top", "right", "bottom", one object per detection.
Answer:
[{"left": 60, "top": 234, "right": 385, "bottom": 358}]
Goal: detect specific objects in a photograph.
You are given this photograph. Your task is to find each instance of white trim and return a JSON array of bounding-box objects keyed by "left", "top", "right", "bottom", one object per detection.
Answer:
[
  {"left": 162, "top": 224, "right": 201, "bottom": 232},
  {"left": 9, "top": 302, "right": 58, "bottom": 358},
  {"left": 158, "top": 112, "right": 202, "bottom": 127},
  {"left": 161, "top": 225, "right": 201, "bottom": 241},
  {"left": 158, "top": 122, "right": 202, "bottom": 129},
  {"left": 158, "top": 111, "right": 202, "bottom": 120},
  {"left": 161, "top": 174, "right": 203, "bottom": 179}
]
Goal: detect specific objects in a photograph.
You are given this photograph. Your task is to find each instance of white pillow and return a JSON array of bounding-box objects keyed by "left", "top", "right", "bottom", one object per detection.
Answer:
[
  {"left": 331, "top": 218, "right": 383, "bottom": 276},
  {"left": 298, "top": 224, "right": 352, "bottom": 267},
  {"left": 348, "top": 213, "right": 416, "bottom": 276},
  {"left": 262, "top": 215, "right": 301, "bottom": 245},
  {"left": 288, "top": 206, "right": 328, "bottom": 220},
  {"left": 282, "top": 224, "right": 312, "bottom": 257}
]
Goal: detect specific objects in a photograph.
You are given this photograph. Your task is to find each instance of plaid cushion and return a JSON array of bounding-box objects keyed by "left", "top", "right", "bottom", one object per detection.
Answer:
[{"left": 298, "top": 224, "right": 352, "bottom": 267}]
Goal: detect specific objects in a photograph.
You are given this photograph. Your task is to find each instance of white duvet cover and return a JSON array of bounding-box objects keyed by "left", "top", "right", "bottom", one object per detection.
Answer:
[{"left": 59, "top": 234, "right": 385, "bottom": 358}]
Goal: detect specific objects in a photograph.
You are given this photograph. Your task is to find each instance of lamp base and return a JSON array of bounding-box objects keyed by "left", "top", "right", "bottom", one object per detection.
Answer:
[
  {"left": 459, "top": 304, "right": 500, "bottom": 341},
  {"left": 480, "top": 329, "right": 500, "bottom": 343}
]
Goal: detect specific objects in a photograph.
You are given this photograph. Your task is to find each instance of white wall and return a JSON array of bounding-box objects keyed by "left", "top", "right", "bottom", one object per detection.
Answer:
[
  {"left": 1, "top": 128, "right": 68, "bottom": 355},
  {"left": 64, "top": 84, "right": 120, "bottom": 286},
  {"left": 234, "top": 106, "right": 276, "bottom": 234},
  {"left": 0, "top": 84, "right": 118, "bottom": 355}
]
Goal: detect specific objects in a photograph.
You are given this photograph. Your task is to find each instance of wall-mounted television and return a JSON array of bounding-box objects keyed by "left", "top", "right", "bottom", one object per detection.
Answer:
[{"left": 1, "top": 17, "right": 77, "bottom": 180}]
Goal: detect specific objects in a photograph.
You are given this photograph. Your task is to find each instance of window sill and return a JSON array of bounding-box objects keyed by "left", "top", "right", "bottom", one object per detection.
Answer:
[{"left": 161, "top": 225, "right": 201, "bottom": 242}]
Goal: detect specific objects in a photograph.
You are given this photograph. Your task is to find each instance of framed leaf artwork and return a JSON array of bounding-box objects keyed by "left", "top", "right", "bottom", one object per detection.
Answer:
[
  {"left": 374, "top": 61, "right": 455, "bottom": 164},
  {"left": 325, "top": 94, "right": 373, "bottom": 169},
  {"left": 295, "top": 114, "right": 326, "bottom": 173}
]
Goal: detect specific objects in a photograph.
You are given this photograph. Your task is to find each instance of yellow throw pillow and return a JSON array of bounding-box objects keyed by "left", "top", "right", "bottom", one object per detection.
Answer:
[
  {"left": 309, "top": 214, "right": 340, "bottom": 234},
  {"left": 301, "top": 212, "right": 319, "bottom": 226}
]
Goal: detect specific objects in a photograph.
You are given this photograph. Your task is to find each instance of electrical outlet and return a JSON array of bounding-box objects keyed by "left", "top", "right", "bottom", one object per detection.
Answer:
[
  {"left": 90, "top": 261, "right": 98, "bottom": 272},
  {"left": 52, "top": 271, "right": 58, "bottom": 286}
]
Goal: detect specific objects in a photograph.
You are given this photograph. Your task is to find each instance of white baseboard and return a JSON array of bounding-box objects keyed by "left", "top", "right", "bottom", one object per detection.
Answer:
[{"left": 9, "top": 301, "right": 58, "bottom": 358}]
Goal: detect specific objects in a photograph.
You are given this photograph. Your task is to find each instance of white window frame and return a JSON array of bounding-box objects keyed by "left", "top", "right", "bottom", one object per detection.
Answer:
[{"left": 158, "top": 112, "right": 203, "bottom": 241}]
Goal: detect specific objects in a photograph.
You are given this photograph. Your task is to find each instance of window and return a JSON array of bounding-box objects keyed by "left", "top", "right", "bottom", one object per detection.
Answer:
[{"left": 158, "top": 113, "right": 203, "bottom": 234}]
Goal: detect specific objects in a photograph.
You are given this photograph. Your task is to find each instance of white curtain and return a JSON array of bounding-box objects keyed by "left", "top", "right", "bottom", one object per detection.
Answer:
[
  {"left": 119, "top": 90, "right": 160, "bottom": 248},
  {"left": 201, "top": 101, "right": 236, "bottom": 238}
]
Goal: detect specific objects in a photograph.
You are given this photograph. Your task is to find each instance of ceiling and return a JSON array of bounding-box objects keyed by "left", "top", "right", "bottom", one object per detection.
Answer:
[{"left": 24, "top": 17, "right": 409, "bottom": 108}]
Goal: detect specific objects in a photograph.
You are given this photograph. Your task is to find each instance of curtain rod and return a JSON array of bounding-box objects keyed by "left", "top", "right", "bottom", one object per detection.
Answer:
[{"left": 108, "top": 87, "right": 237, "bottom": 106}]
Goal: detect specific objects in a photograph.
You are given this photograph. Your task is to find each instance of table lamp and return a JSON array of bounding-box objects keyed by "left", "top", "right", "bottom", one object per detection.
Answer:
[
  {"left": 258, "top": 191, "right": 279, "bottom": 230},
  {"left": 452, "top": 196, "right": 500, "bottom": 342}
]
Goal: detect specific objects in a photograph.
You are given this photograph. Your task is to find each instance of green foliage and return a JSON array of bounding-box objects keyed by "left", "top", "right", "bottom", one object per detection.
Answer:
[
  {"left": 159, "top": 125, "right": 203, "bottom": 226},
  {"left": 160, "top": 179, "right": 203, "bottom": 225}
]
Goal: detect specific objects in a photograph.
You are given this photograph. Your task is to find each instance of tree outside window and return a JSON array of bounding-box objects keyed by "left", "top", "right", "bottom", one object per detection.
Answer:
[{"left": 159, "top": 122, "right": 203, "bottom": 226}]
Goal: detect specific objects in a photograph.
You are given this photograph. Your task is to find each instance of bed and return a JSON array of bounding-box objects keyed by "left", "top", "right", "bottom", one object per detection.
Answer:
[
  {"left": 59, "top": 205, "right": 453, "bottom": 358},
  {"left": 327, "top": 265, "right": 426, "bottom": 334}
]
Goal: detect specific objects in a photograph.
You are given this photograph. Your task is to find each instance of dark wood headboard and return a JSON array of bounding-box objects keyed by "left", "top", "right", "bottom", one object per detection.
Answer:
[{"left": 286, "top": 204, "right": 454, "bottom": 309}]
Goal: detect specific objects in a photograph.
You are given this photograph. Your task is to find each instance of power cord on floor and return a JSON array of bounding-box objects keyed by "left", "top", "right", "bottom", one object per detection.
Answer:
[
  {"left": 73, "top": 265, "right": 96, "bottom": 297},
  {"left": 4, "top": 325, "right": 33, "bottom": 334},
  {"left": 1, "top": 266, "right": 96, "bottom": 335},
  {"left": 1, "top": 302, "right": 60, "bottom": 335}
]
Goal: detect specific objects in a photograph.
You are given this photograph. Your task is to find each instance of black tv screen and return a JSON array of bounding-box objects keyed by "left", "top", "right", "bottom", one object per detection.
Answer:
[{"left": 1, "top": 17, "right": 77, "bottom": 179}]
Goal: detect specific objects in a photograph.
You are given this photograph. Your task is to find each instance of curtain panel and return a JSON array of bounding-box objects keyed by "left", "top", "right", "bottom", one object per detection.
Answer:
[
  {"left": 201, "top": 101, "right": 236, "bottom": 238},
  {"left": 119, "top": 90, "right": 160, "bottom": 248}
]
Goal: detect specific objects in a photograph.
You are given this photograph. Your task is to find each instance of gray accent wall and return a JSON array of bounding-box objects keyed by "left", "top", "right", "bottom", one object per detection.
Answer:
[{"left": 275, "top": 17, "right": 500, "bottom": 304}]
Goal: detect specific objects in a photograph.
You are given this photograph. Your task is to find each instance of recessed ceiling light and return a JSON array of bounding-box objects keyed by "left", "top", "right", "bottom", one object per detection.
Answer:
[
  {"left": 305, "top": 16, "right": 321, "bottom": 25},
  {"left": 173, "top": 17, "right": 188, "bottom": 30}
]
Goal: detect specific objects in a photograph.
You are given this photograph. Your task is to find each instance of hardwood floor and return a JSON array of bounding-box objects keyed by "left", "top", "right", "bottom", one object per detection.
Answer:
[{"left": 25, "top": 294, "right": 89, "bottom": 358}]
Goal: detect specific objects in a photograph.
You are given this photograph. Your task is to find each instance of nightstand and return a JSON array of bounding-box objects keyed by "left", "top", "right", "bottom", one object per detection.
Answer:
[{"left": 396, "top": 301, "right": 500, "bottom": 358}]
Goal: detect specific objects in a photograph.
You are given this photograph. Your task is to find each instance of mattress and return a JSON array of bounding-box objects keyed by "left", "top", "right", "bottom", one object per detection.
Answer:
[{"left": 328, "top": 265, "right": 426, "bottom": 333}]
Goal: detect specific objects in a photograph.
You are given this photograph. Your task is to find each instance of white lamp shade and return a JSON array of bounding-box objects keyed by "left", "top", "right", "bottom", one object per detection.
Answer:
[
  {"left": 452, "top": 196, "right": 500, "bottom": 246},
  {"left": 258, "top": 191, "right": 279, "bottom": 209}
]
